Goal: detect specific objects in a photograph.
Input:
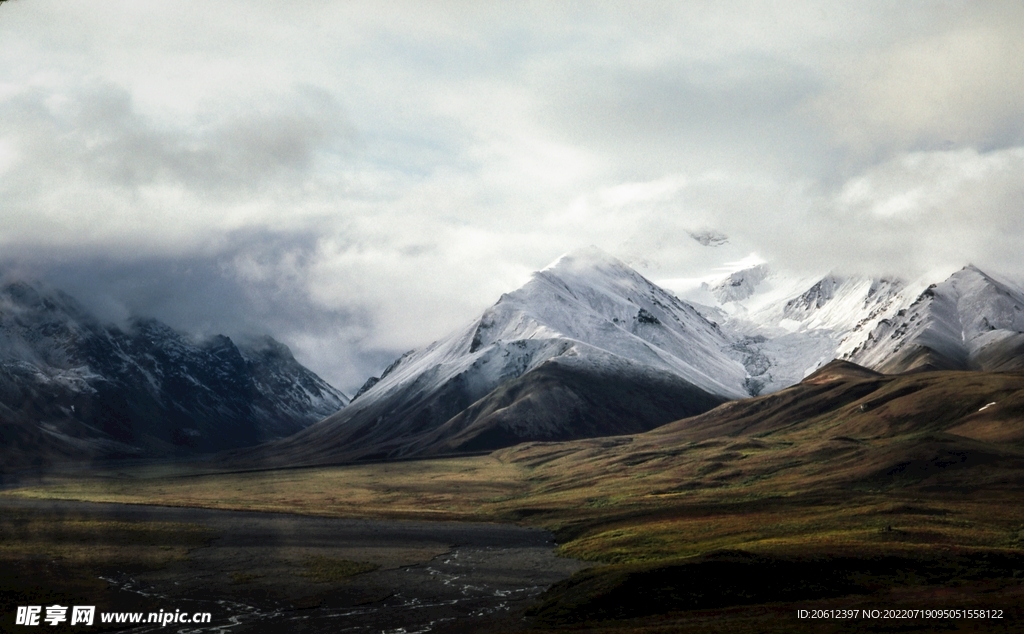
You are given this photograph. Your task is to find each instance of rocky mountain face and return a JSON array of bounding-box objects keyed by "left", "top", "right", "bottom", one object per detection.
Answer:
[
  {"left": 0, "top": 279, "right": 346, "bottom": 472},
  {"left": 681, "top": 262, "right": 1024, "bottom": 392},
  {"left": 234, "top": 248, "right": 740, "bottom": 467},
  {"left": 845, "top": 266, "right": 1024, "bottom": 373},
  {"left": 682, "top": 268, "right": 915, "bottom": 395},
  {"left": 11, "top": 246, "right": 1024, "bottom": 472}
]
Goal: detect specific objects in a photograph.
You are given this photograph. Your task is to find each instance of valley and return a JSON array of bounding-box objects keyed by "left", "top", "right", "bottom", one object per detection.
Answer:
[
  {"left": 6, "top": 363, "right": 1024, "bottom": 632},
  {"left": 0, "top": 497, "right": 584, "bottom": 633}
]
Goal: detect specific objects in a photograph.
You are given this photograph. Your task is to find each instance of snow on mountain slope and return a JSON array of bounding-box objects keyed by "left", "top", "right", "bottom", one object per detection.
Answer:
[
  {"left": 673, "top": 258, "right": 1024, "bottom": 389},
  {"left": 672, "top": 263, "right": 822, "bottom": 323},
  {"left": 674, "top": 265, "right": 922, "bottom": 394},
  {"left": 705, "top": 263, "right": 770, "bottom": 304},
  {"left": 261, "top": 252, "right": 1024, "bottom": 468},
  {"left": 845, "top": 266, "right": 1024, "bottom": 373},
  {"left": 361, "top": 246, "right": 747, "bottom": 405},
  {"left": 751, "top": 274, "right": 923, "bottom": 358},
  {"left": 240, "top": 247, "right": 743, "bottom": 466},
  {"left": 0, "top": 279, "right": 347, "bottom": 470}
]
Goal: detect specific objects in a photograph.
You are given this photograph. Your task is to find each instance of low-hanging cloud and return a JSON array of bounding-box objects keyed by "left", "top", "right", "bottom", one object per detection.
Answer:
[{"left": 8, "top": 230, "right": 393, "bottom": 393}]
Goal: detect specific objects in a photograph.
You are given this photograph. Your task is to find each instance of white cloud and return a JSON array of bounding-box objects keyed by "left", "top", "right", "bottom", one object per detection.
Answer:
[{"left": 838, "top": 149, "right": 1023, "bottom": 219}]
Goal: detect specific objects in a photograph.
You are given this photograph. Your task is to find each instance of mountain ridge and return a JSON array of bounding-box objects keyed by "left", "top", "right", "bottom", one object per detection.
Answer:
[
  {"left": 845, "top": 265, "right": 1024, "bottom": 373},
  {"left": 675, "top": 261, "right": 1024, "bottom": 392},
  {"left": 0, "top": 277, "right": 347, "bottom": 472},
  {"left": 230, "top": 250, "right": 1024, "bottom": 468},
  {"left": 9, "top": 250, "right": 1024, "bottom": 472}
]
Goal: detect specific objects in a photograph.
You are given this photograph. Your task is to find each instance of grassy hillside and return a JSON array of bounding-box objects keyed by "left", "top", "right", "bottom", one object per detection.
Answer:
[{"left": 502, "top": 363, "right": 1024, "bottom": 631}]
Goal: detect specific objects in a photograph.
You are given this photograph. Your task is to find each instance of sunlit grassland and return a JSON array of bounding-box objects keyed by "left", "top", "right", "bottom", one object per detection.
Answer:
[
  {"left": 3, "top": 456, "right": 526, "bottom": 521},
  {"left": 0, "top": 508, "right": 212, "bottom": 568},
  {"left": 6, "top": 437, "right": 1023, "bottom": 567}
]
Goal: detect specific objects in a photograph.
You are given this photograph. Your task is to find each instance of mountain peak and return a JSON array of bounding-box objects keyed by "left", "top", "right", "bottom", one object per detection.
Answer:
[
  {"left": 955, "top": 263, "right": 988, "bottom": 278},
  {"left": 802, "top": 359, "right": 883, "bottom": 384},
  {"left": 705, "top": 263, "right": 770, "bottom": 303},
  {"left": 542, "top": 246, "right": 627, "bottom": 275},
  {"left": 0, "top": 278, "right": 347, "bottom": 467},
  {"left": 844, "top": 262, "right": 1024, "bottom": 373},
  {"left": 255, "top": 248, "right": 751, "bottom": 465},
  {"left": 951, "top": 264, "right": 1006, "bottom": 289},
  {"left": 238, "top": 334, "right": 296, "bottom": 362},
  {"left": 524, "top": 246, "right": 669, "bottom": 315}
]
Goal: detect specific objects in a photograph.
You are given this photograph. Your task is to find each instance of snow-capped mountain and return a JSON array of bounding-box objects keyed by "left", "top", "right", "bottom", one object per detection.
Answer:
[
  {"left": 673, "top": 258, "right": 1024, "bottom": 392},
  {"left": 239, "top": 247, "right": 743, "bottom": 466},
  {"left": 12, "top": 241, "right": 1024, "bottom": 473},
  {"left": 845, "top": 266, "right": 1024, "bottom": 373},
  {"left": 0, "top": 279, "right": 346, "bottom": 471},
  {"left": 676, "top": 265, "right": 919, "bottom": 395},
  {"left": 705, "top": 263, "right": 769, "bottom": 304}
]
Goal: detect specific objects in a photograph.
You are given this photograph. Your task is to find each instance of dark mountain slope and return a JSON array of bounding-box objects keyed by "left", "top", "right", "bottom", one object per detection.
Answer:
[
  {"left": 405, "top": 359, "right": 724, "bottom": 455},
  {"left": 0, "top": 279, "right": 346, "bottom": 473}
]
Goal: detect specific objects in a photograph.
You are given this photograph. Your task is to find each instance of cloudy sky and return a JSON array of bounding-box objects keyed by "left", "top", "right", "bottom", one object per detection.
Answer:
[{"left": 1, "top": 1, "right": 1022, "bottom": 392}]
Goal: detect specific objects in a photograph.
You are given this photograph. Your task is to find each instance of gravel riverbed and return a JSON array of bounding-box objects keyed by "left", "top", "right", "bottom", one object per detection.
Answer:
[{"left": 0, "top": 498, "right": 589, "bottom": 633}]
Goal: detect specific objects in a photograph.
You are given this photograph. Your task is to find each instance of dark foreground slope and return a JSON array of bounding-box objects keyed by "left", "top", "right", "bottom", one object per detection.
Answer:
[{"left": 495, "top": 361, "right": 1024, "bottom": 631}]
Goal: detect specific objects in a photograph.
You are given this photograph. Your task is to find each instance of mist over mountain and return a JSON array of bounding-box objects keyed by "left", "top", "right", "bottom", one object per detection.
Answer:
[{"left": 0, "top": 278, "right": 346, "bottom": 473}]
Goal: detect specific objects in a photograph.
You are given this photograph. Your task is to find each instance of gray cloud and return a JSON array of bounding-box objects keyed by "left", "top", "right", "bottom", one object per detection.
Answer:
[
  {"left": 811, "top": 6, "right": 1024, "bottom": 160},
  {"left": 535, "top": 57, "right": 829, "bottom": 179},
  {"left": 1, "top": 80, "right": 350, "bottom": 194},
  {"left": 4, "top": 230, "right": 394, "bottom": 393}
]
